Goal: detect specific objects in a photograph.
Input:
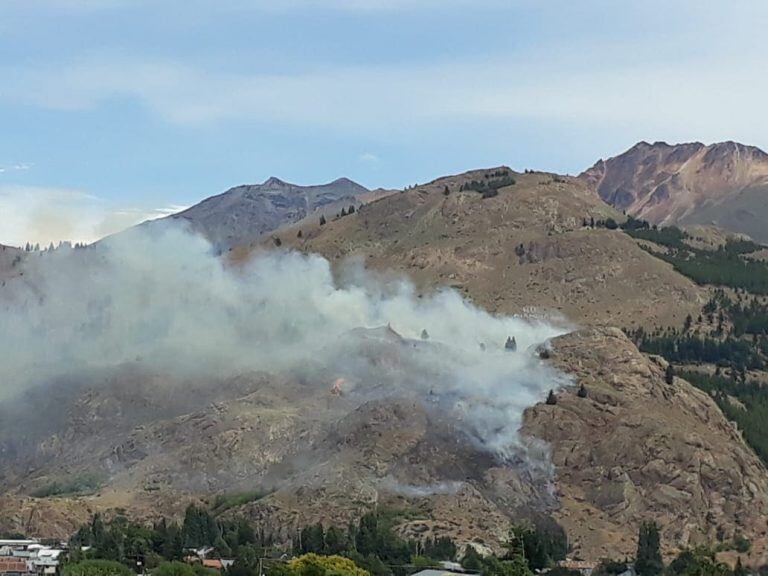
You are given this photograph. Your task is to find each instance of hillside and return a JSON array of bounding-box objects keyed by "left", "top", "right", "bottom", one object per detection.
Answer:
[
  {"left": 159, "top": 176, "right": 374, "bottom": 250},
  {"left": 581, "top": 141, "right": 768, "bottom": 243},
  {"left": 247, "top": 168, "right": 706, "bottom": 328},
  {"left": 2, "top": 328, "right": 766, "bottom": 563},
  {"left": 2, "top": 167, "right": 767, "bottom": 563},
  {"left": 524, "top": 328, "right": 768, "bottom": 563}
]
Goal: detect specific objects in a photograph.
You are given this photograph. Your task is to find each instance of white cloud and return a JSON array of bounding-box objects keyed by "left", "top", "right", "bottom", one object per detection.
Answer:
[
  {"left": 0, "top": 163, "right": 32, "bottom": 174},
  {"left": 0, "top": 185, "right": 183, "bottom": 247},
  {"left": 358, "top": 152, "right": 380, "bottom": 163},
  {"left": 4, "top": 48, "right": 768, "bottom": 151}
]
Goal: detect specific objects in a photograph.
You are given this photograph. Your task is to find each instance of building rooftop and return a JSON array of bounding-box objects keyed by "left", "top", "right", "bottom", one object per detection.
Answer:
[{"left": 411, "top": 570, "right": 481, "bottom": 576}]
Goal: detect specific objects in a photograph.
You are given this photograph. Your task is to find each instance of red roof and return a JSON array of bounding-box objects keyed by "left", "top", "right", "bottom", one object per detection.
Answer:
[{"left": 0, "top": 558, "right": 30, "bottom": 574}]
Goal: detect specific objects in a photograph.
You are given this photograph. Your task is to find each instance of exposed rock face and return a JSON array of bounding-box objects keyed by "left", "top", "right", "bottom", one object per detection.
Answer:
[
  {"left": 524, "top": 328, "right": 768, "bottom": 560},
  {"left": 581, "top": 141, "right": 768, "bottom": 243},
  {"left": 157, "top": 177, "right": 371, "bottom": 250}
]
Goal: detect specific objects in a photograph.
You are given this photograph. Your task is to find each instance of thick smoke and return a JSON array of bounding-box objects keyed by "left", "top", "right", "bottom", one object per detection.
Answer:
[{"left": 0, "top": 224, "right": 570, "bottom": 459}]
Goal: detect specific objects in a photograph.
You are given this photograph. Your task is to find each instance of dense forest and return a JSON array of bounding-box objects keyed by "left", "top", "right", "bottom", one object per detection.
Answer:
[
  {"left": 586, "top": 210, "right": 768, "bottom": 471},
  {"left": 680, "top": 370, "right": 768, "bottom": 465},
  {"left": 617, "top": 216, "right": 768, "bottom": 467},
  {"left": 618, "top": 218, "right": 768, "bottom": 293},
  {"left": 626, "top": 284, "right": 768, "bottom": 372}
]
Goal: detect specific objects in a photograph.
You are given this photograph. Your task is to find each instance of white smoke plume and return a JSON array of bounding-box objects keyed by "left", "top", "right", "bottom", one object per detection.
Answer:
[
  {"left": 0, "top": 223, "right": 570, "bottom": 459},
  {"left": 379, "top": 478, "right": 465, "bottom": 498}
]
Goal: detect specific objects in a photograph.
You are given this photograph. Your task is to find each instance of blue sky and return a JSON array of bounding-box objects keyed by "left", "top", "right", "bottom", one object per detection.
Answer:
[{"left": 1, "top": 0, "right": 767, "bottom": 245}]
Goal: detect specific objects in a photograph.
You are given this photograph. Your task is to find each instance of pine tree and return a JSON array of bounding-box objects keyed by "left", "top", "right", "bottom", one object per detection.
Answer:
[
  {"left": 635, "top": 521, "right": 663, "bottom": 576},
  {"left": 505, "top": 336, "right": 517, "bottom": 351},
  {"left": 324, "top": 526, "right": 348, "bottom": 555},
  {"left": 577, "top": 383, "right": 588, "bottom": 398},
  {"left": 665, "top": 364, "right": 674, "bottom": 385},
  {"left": 505, "top": 527, "right": 525, "bottom": 561},
  {"left": 734, "top": 557, "right": 746, "bottom": 576},
  {"left": 461, "top": 545, "right": 483, "bottom": 572},
  {"left": 355, "top": 513, "right": 379, "bottom": 557},
  {"left": 304, "top": 523, "right": 325, "bottom": 554},
  {"left": 545, "top": 390, "right": 557, "bottom": 405},
  {"left": 320, "top": 215, "right": 326, "bottom": 226},
  {"left": 421, "top": 329, "right": 429, "bottom": 340}
]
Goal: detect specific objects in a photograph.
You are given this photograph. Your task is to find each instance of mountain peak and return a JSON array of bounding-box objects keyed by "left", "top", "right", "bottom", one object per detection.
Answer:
[
  {"left": 580, "top": 140, "right": 768, "bottom": 242},
  {"left": 161, "top": 175, "right": 372, "bottom": 250},
  {"left": 262, "top": 176, "right": 290, "bottom": 187},
  {"left": 329, "top": 177, "right": 357, "bottom": 186}
]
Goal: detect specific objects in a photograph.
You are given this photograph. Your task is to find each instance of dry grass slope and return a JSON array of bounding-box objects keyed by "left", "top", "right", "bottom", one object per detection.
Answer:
[{"left": 239, "top": 168, "right": 705, "bottom": 328}]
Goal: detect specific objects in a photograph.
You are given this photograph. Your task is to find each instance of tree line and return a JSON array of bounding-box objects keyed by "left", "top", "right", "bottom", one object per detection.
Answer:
[
  {"left": 616, "top": 218, "right": 768, "bottom": 294},
  {"left": 62, "top": 514, "right": 756, "bottom": 576},
  {"left": 63, "top": 506, "right": 568, "bottom": 576}
]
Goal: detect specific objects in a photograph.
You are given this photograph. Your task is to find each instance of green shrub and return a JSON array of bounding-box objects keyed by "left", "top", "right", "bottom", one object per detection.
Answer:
[
  {"left": 152, "top": 562, "right": 196, "bottom": 576},
  {"left": 63, "top": 560, "right": 133, "bottom": 576},
  {"left": 30, "top": 473, "right": 102, "bottom": 498}
]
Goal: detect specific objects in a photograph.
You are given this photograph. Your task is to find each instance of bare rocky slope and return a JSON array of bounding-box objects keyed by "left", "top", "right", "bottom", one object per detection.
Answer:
[
  {"left": 154, "top": 176, "right": 373, "bottom": 250},
  {"left": 2, "top": 328, "right": 767, "bottom": 564},
  {"left": 246, "top": 168, "right": 705, "bottom": 328},
  {"left": 524, "top": 328, "right": 768, "bottom": 563},
  {"left": 581, "top": 141, "right": 768, "bottom": 243}
]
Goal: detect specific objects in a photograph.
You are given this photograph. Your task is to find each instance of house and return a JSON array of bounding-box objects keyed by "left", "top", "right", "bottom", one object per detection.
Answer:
[
  {"left": 29, "top": 548, "right": 64, "bottom": 576},
  {"left": 0, "top": 557, "right": 34, "bottom": 576},
  {"left": 200, "top": 559, "right": 234, "bottom": 572},
  {"left": 438, "top": 563, "right": 469, "bottom": 573},
  {"left": 0, "top": 540, "right": 64, "bottom": 576},
  {"left": 410, "top": 569, "right": 481, "bottom": 576},
  {"left": 556, "top": 560, "right": 598, "bottom": 576}
]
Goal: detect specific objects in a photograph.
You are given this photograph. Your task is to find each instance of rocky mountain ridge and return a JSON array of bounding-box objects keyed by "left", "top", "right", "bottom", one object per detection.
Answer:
[
  {"left": 581, "top": 141, "right": 768, "bottom": 243},
  {"left": 158, "top": 176, "right": 372, "bottom": 250}
]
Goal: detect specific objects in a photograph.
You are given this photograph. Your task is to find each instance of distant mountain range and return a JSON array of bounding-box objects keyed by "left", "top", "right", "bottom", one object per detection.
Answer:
[
  {"left": 150, "top": 140, "right": 768, "bottom": 253},
  {"left": 580, "top": 141, "right": 768, "bottom": 243},
  {"left": 159, "top": 176, "right": 374, "bottom": 250}
]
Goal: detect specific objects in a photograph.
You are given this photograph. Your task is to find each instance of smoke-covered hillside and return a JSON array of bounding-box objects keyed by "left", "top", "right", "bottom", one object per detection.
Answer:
[{"left": 0, "top": 223, "right": 570, "bottom": 547}]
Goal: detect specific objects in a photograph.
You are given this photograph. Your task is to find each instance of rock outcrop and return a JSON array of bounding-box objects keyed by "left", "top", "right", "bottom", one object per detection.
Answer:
[{"left": 524, "top": 328, "right": 768, "bottom": 560}]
